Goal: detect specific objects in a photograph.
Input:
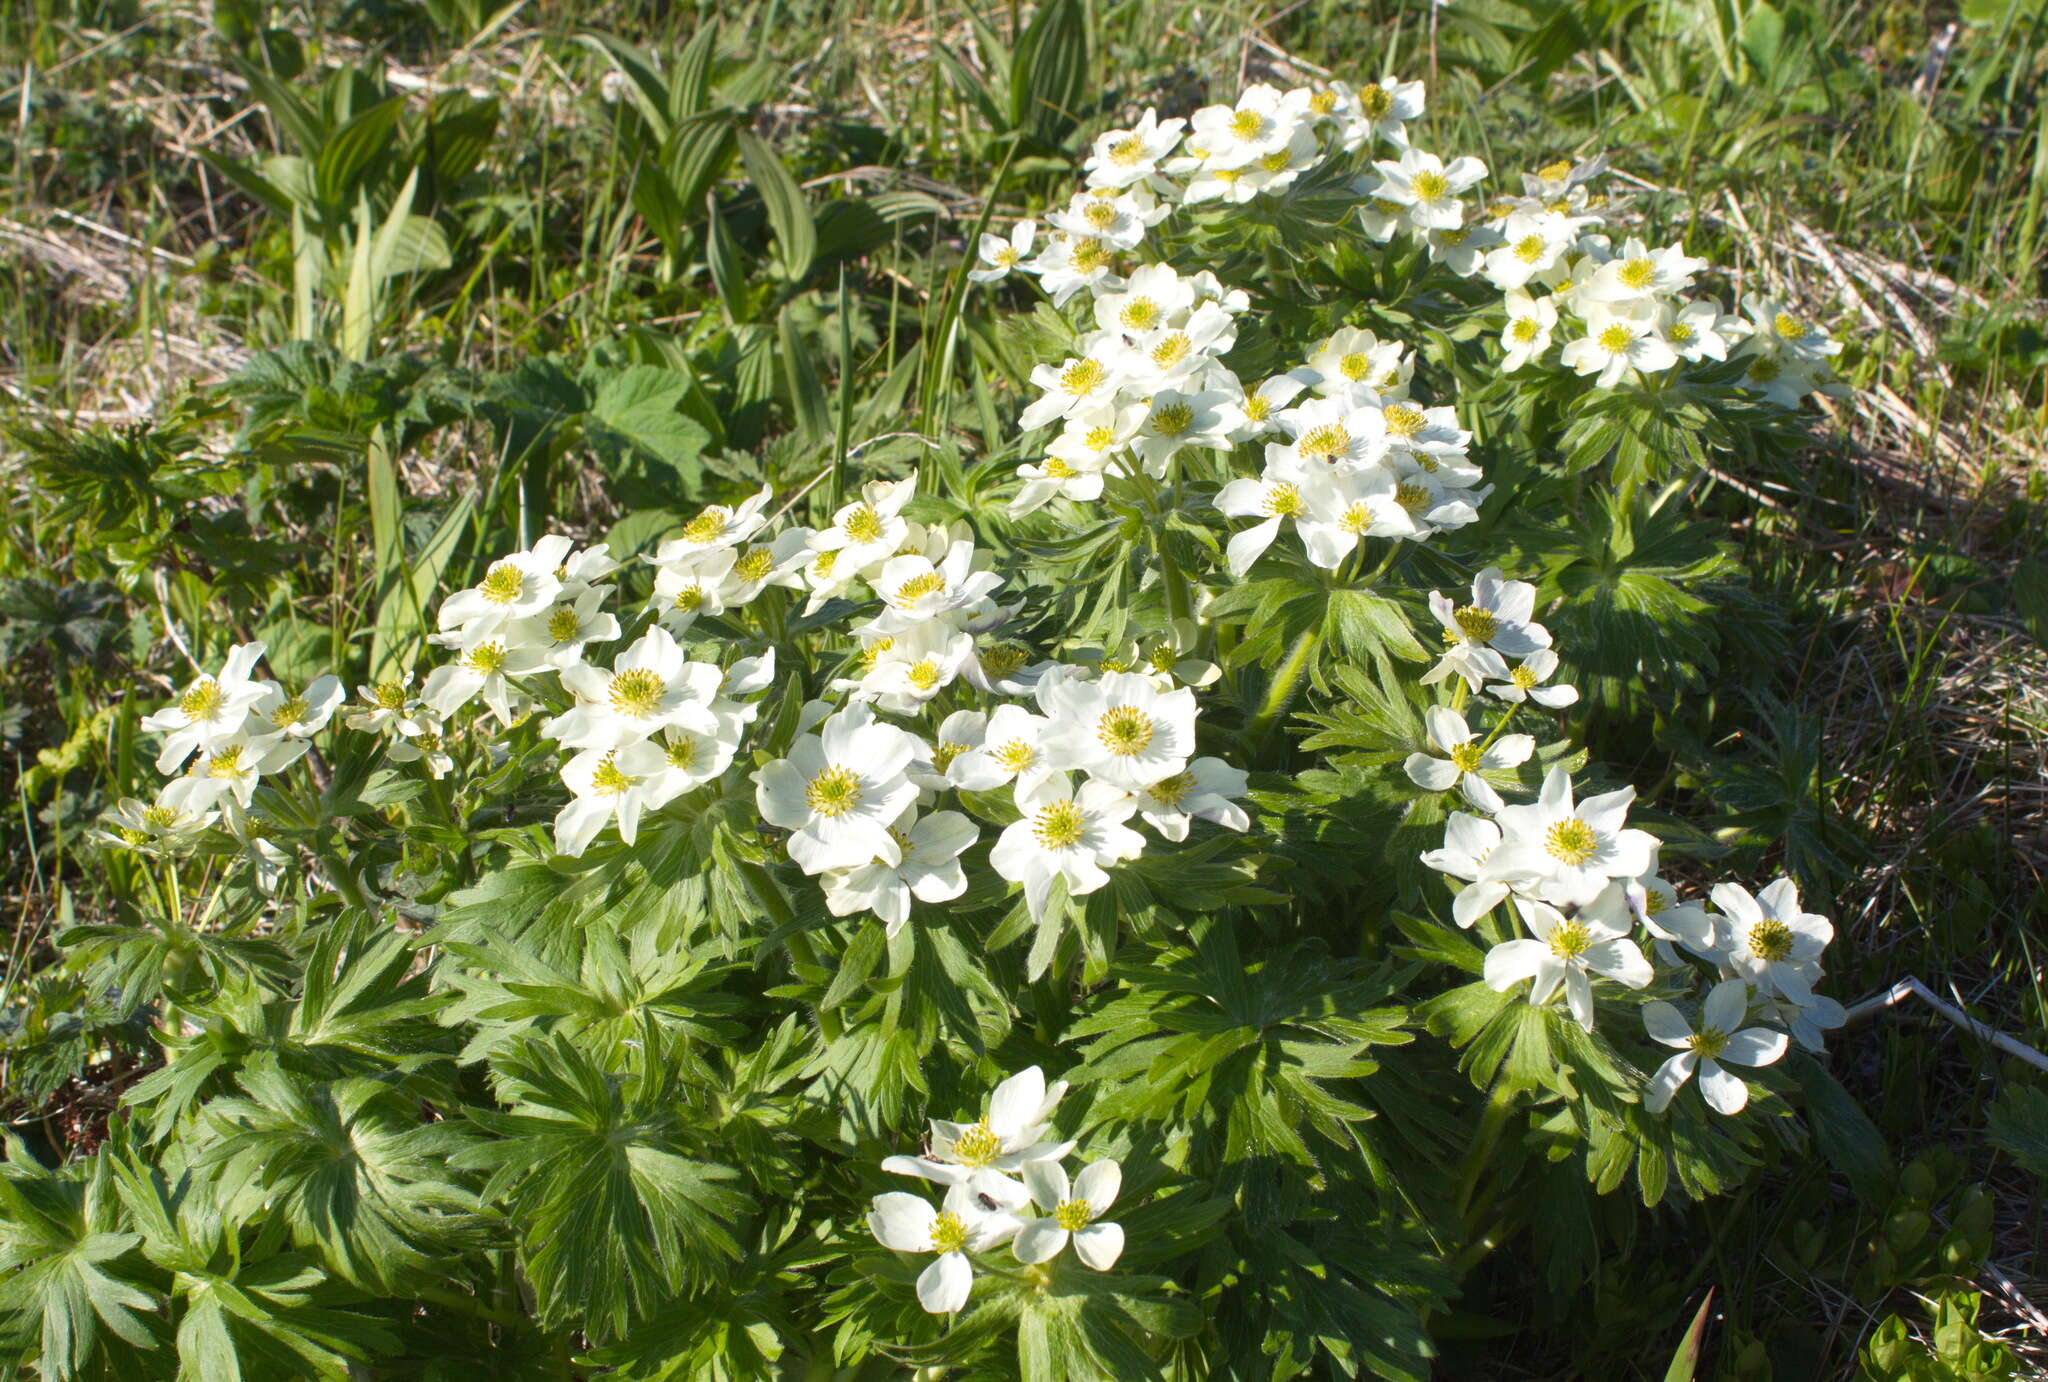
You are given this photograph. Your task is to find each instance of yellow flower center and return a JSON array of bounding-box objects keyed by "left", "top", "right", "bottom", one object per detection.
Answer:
[
  {"left": 1511, "top": 664, "right": 1539, "bottom": 690},
  {"left": 413, "top": 731, "right": 444, "bottom": 753},
  {"left": 608, "top": 668, "right": 666, "bottom": 716},
  {"left": 1054, "top": 1199, "right": 1095, "bottom": 1231},
  {"left": 1451, "top": 605, "right": 1498, "bottom": 642},
  {"left": 1119, "top": 298, "right": 1159, "bottom": 330},
  {"left": 1083, "top": 424, "right": 1117, "bottom": 450},
  {"left": 1544, "top": 818, "right": 1599, "bottom": 866},
  {"left": 1644, "top": 888, "right": 1669, "bottom": 916},
  {"left": 1773, "top": 312, "right": 1806, "bottom": 340},
  {"left": 546, "top": 606, "right": 583, "bottom": 643},
  {"left": 179, "top": 679, "right": 225, "bottom": 721},
  {"left": 1258, "top": 148, "right": 1292, "bottom": 173},
  {"left": 1514, "top": 234, "right": 1546, "bottom": 263},
  {"left": 372, "top": 680, "right": 407, "bottom": 710},
  {"left": 1748, "top": 355, "right": 1782, "bottom": 383},
  {"left": 1395, "top": 483, "right": 1430, "bottom": 514},
  {"left": 1110, "top": 134, "right": 1146, "bottom": 165},
  {"left": 1264, "top": 482, "right": 1304, "bottom": 517},
  {"left": 464, "top": 641, "right": 507, "bottom": 674},
  {"left": 1748, "top": 918, "right": 1795, "bottom": 962},
  {"left": 994, "top": 738, "right": 1037, "bottom": 772},
  {"left": 1147, "top": 771, "right": 1192, "bottom": 806},
  {"left": 1043, "top": 458, "right": 1076, "bottom": 479},
  {"left": 1147, "top": 645, "right": 1178, "bottom": 673},
  {"left": 931, "top": 741, "right": 969, "bottom": 773},
  {"left": 1034, "top": 800, "right": 1087, "bottom": 848},
  {"left": 734, "top": 548, "right": 774, "bottom": 581},
  {"left": 1383, "top": 403, "right": 1425, "bottom": 439},
  {"left": 1510, "top": 318, "right": 1540, "bottom": 343},
  {"left": 894, "top": 571, "right": 946, "bottom": 606},
  {"left": 1084, "top": 201, "right": 1118, "bottom": 229},
  {"left": 1151, "top": 401, "right": 1194, "bottom": 436},
  {"left": 805, "top": 764, "right": 863, "bottom": 818},
  {"left": 994, "top": 246, "right": 1020, "bottom": 266},
  {"left": 1150, "top": 333, "right": 1191, "bottom": 368},
  {"left": 1071, "top": 240, "right": 1114, "bottom": 272},
  {"left": 980, "top": 645, "right": 1027, "bottom": 677},
  {"left": 1296, "top": 423, "right": 1350, "bottom": 461},
  {"left": 270, "top": 694, "right": 311, "bottom": 727},
  {"left": 842, "top": 504, "right": 885, "bottom": 543},
  {"left": 1618, "top": 257, "right": 1657, "bottom": 290},
  {"left": 951, "top": 1121, "right": 1002, "bottom": 1165},
  {"left": 1547, "top": 918, "right": 1592, "bottom": 958},
  {"left": 929, "top": 1211, "right": 971, "bottom": 1254},
  {"left": 1341, "top": 500, "right": 1374, "bottom": 533},
  {"left": 1061, "top": 359, "right": 1108, "bottom": 396},
  {"left": 858, "top": 637, "right": 895, "bottom": 671},
  {"left": 479, "top": 562, "right": 526, "bottom": 604},
  {"left": 1096, "top": 705, "right": 1154, "bottom": 756},
  {"left": 1339, "top": 351, "right": 1371, "bottom": 380},
  {"left": 1596, "top": 322, "right": 1635, "bottom": 353},
  {"left": 681, "top": 509, "right": 726, "bottom": 544},
  {"left": 1687, "top": 1028, "right": 1730, "bottom": 1060},
  {"left": 207, "top": 745, "right": 247, "bottom": 779},
  {"left": 906, "top": 659, "right": 941, "bottom": 691},
  {"left": 1309, "top": 89, "right": 1338, "bottom": 115},
  {"left": 1448, "top": 743, "right": 1484, "bottom": 772},
  {"left": 666, "top": 736, "right": 697, "bottom": 770},
  {"left": 143, "top": 805, "right": 180, "bottom": 828},
  {"left": 1244, "top": 394, "right": 1271, "bottom": 421},
  {"left": 1229, "top": 108, "right": 1266, "bottom": 139},
  {"left": 1537, "top": 159, "right": 1572, "bottom": 183},
  {"left": 1411, "top": 169, "right": 1450, "bottom": 202},
  {"left": 1359, "top": 84, "right": 1392, "bottom": 118},
  {"left": 672, "top": 585, "right": 705, "bottom": 611}
]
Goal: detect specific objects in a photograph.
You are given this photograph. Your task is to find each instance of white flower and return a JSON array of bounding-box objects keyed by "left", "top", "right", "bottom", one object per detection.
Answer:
[
  {"left": 1361, "top": 397, "right": 1469, "bottom": 463},
  {"left": 950, "top": 703, "right": 1055, "bottom": 794},
  {"left": 1020, "top": 353, "right": 1127, "bottom": 432},
  {"left": 653, "top": 487, "right": 774, "bottom": 558},
  {"left": 839, "top": 621, "right": 975, "bottom": 715},
  {"left": 1483, "top": 212, "right": 1573, "bottom": 290},
  {"left": 385, "top": 719, "right": 455, "bottom": 779},
  {"left": 1579, "top": 872, "right": 1719, "bottom": 961},
  {"left": 1738, "top": 294, "right": 1841, "bottom": 366},
  {"left": 1028, "top": 234, "right": 1122, "bottom": 306},
  {"left": 1499, "top": 289, "right": 1559, "bottom": 371},
  {"left": 1402, "top": 706, "right": 1534, "bottom": 813},
  {"left": 1661, "top": 299, "right": 1737, "bottom": 363},
  {"left": 92, "top": 795, "right": 217, "bottom": 855},
  {"left": 753, "top": 702, "right": 921, "bottom": 874},
  {"left": 142, "top": 642, "right": 271, "bottom": 773},
  {"left": 1110, "top": 303, "right": 1237, "bottom": 392},
  {"left": 1770, "top": 989, "right": 1848, "bottom": 1054},
  {"left": 1581, "top": 237, "right": 1707, "bottom": 306},
  {"left": 1085, "top": 110, "right": 1186, "bottom": 189},
  {"left": 420, "top": 629, "right": 547, "bottom": 723},
  {"left": 1484, "top": 647, "right": 1577, "bottom": 707},
  {"left": 1490, "top": 765, "right": 1659, "bottom": 908},
  {"left": 1304, "top": 327, "right": 1408, "bottom": 402},
  {"left": 808, "top": 477, "right": 918, "bottom": 574},
  {"left": 1559, "top": 302, "right": 1678, "bottom": 388},
  {"left": 969, "top": 219, "right": 1038, "bottom": 283},
  {"left": 1131, "top": 387, "right": 1241, "bottom": 475},
  {"left": 344, "top": 673, "right": 428, "bottom": 737},
  {"left": 918, "top": 710, "right": 986, "bottom": 790},
  {"left": 1642, "top": 979, "right": 1789, "bottom": 1114},
  {"left": 868, "top": 1182, "right": 1029, "bottom": 1314},
  {"left": 554, "top": 739, "right": 672, "bottom": 856},
  {"left": 248, "top": 674, "right": 344, "bottom": 740},
  {"left": 546, "top": 626, "right": 723, "bottom": 751},
  {"left": 1421, "top": 811, "right": 1519, "bottom": 927},
  {"left": 1215, "top": 452, "right": 1332, "bottom": 578},
  {"left": 1483, "top": 896, "right": 1653, "bottom": 1030},
  {"left": 1220, "top": 371, "right": 1313, "bottom": 441},
  {"left": 1423, "top": 567, "right": 1552, "bottom": 691},
  {"left": 1709, "top": 877, "right": 1833, "bottom": 1004},
  {"left": 1093, "top": 264, "right": 1197, "bottom": 337},
  {"left": 820, "top": 807, "right": 977, "bottom": 934},
  {"left": 1038, "top": 670, "right": 1197, "bottom": 789},
  {"left": 436, "top": 535, "right": 572, "bottom": 637},
  {"left": 1370, "top": 148, "right": 1487, "bottom": 230},
  {"left": 1047, "top": 190, "right": 1148, "bottom": 251},
  {"left": 863, "top": 540, "right": 1006, "bottom": 635},
  {"left": 1014, "top": 1159, "right": 1125, "bottom": 1270},
  {"left": 1128, "top": 756, "right": 1250, "bottom": 842},
  {"left": 518, "top": 585, "right": 622, "bottom": 670},
  {"left": 649, "top": 546, "right": 735, "bottom": 636},
  {"left": 989, "top": 773, "right": 1146, "bottom": 920},
  {"left": 1426, "top": 223, "right": 1498, "bottom": 277},
  {"left": 1351, "top": 75, "right": 1426, "bottom": 146},
  {"left": 882, "top": 1065, "right": 1074, "bottom": 1189},
  {"left": 1273, "top": 395, "right": 1388, "bottom": 471},
  {"left": 639, "top": 717, "right": 742, "bottom": 802},
  {"left": 158, "top": 732, "right": 309, "bottom": 814},
  {"left": 1187, "top": 84, "right": 1297, "bottom": 169}
]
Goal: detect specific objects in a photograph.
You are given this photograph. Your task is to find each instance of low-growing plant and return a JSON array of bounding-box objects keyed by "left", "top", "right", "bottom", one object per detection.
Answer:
[{"left": 4, "top": 64, "right": 1899, "bottom": 1381}]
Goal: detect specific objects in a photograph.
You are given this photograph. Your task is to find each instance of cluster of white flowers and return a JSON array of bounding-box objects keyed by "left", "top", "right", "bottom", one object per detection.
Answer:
[
  {"left": 1410, "top": 567, "right": 1844, "bottom": 1115},
  {"left": 869, "top": 1066, "right": 1124, "bottom": 1313},
  {"left": 103, "top": 642, "right": 342, "bottom": 887},
  {"left": 753, "top": 479, "right": 1250, "bottom": 928}
]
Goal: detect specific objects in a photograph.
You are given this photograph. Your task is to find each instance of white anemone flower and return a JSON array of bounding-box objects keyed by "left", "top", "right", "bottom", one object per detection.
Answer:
[
  {"left": 546, "top": 626, "right": 723, "bottom": 751},
  {"left": 1402, "top": 706, "right": 1534, "bottom": 813},
  {"left": 1038, "top": 670, "right": 1198, "bottom": 789},
  {"left": 1020, "top": 353, "right": 1127, "bottom": 432},
  {"left": 518, "top": 585, "right": 622, "bottom": 671},
  {"left": 1273, "top": 395, "right": 1390, "bottom": 471},
  {"left": 868, "top": 1181, "right": 1029, "bottom": 1314},
  {"left": 436, "top": 535, "right": 572, "bottom": 636},
  {"left": 1370, "top": 148, "right": 1487, "bottom": 230},
  {"left": 1026, "top": 234, "right": 1122, "bottom": 307},
  {"left": 385, "top": 717, "right": 455, "bottom": 779},
  {"left": 1186, "top": 84, "right": 1297, "bottom": 169},
  {"left": 1351, "top": 75, "right": 1426, "bottom": 145},
  {"left": 142, "top": 642, "right": 272, "bottom": 772},
  {"left": 753, "top": 702, "right": 920, "bottom": 874},
  {"left": 1084, "top": 110, "right": 1186, "bottom": 189},
  {"left": 968, "top": 219, "right": 1038, "bottom": 283},
  {"left": 1582, "top": 237, "right": 1708, "bottom": 306},
  {"left": 420, "top": 630, "right": 548, "bottom": 723},
  {"left": 652, "top": 487, "right": 773, "bottom": 559},
  {"left": 344, "top": 673, "right": 428, "bottom": 737},
  {"left": 1709, "top": 877, "right": 1833, "bottom": 1003},
  {"left": 649, "top": 546, "right": 736, "bottom": 637},
  {"left": 1483, "top": 212, "right": 1573, "bottom": 290},
  {"left": 1015, "top": 1159, "right": 1125, "bottom": 1270},
  {"left": 1489, "top": 765, "right": 1659, "bottom": 908},
  {"left": 1214, "top": 451, "right": 1334, "bottom": 578},
  {"left": 807, "top": 477, "right": 919, "bottom": 574},
  {"left": 949, "top": 703, "right": 1055, "bottom": 795},
  {"left": 1485, "top": 648, "right": 1578, "bottom": 707},
  {"left": 1661, "top": 298, "right": 1737, "bottom": 363},
  {"left": 1305, "top": 327, "right": 1407, "bottom": 402},
  {"left": 1221, "top": 372, "right": 1315, "bottom": 441},
  {"left": 1093, "top": 264, "right": 1196, "bottom": 337},
  {"left": 1420, "top": 811, "right": 1524, "bottom": 928},
  {"left": 1499, "top": 289, "right": 1559, "bottom": 372},
  {"left": 1738, "top": 294, "right": 1842, "bottom": 366},
  {"left": 92, "top": 795, "right": 217, "bottom": 855},
  {"left": 1483, "top": 896, "right": 1653, "bottom": 1030},
  {"left": 820, "top": 807, "right": 977, "bottom": 934},
  {"left": 990, "top": 773, "right": 1146, "bottom": 920},
  {"left": 158, "top": 732, "right": 309, "bottom": 814},
  {"left": 1560, "top": 302, "right": 1678, "bottom": 388},
  {"left": 1128, "top": 756, "right": 1250, "bottom": 842},
  {"left": 639, "top": 718, "right": 742, "bottom": 803},
  {"left": 1422, "top": 567, "right": 1553, "bottom": 691},
  {"left": 248, "top": 674, "right": 344, "bottom": 741},
  {"left": 1131, "top": 387, "right": 1241, "bottom": 476},
  {"left": 553, "top": 739, "right": 671, "bottom": 857},
  {"left": 864, "top": 540, "right": 1006, "bottom": 635},
  {"left": 883, "top": 1065, "right": 1074, "bottom": 1189},
  {"left": 1642, "top": 979, "right": 1790, "bottom": 1114}
]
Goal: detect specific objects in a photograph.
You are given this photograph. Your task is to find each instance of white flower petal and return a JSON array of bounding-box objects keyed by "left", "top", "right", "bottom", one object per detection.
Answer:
[
  {"left": 1073, "top": 1221, "right": 1125, "bottom": 1270},
  {"left": 917, "top": 1252, "right": 973, "bottom": 1313}
]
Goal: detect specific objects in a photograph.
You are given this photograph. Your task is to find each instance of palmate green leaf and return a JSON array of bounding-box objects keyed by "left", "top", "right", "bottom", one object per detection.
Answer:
[
  {"left": 453, "top": 1031, "right": 752, "bottom": 1338},
  {"left": 0, "top": 1147, "right": 163, "bottom": 1379},
  {"left": 196, "top": 1058, "right": 487, "bottom": 1292}
]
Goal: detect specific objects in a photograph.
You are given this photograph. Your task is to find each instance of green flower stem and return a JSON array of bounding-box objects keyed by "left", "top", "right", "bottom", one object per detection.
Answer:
[
  {"left": 1454, "top": 1084, "right": 1520, "bottom": 1229},
  {"left": 417, "top": 1283, "right": 523, "bottom": 1330},
  {"left": 1250, "top": 626, "right": 1322, "bottom": 742}
]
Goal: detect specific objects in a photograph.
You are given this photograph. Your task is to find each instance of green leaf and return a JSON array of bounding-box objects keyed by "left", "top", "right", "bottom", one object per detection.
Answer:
[
  {"left": 735, "top": 130, "right": 816, "bottom": 280},
  {"left": 588, "top": 366, "right": 712, "bottom": 481},
  {"left": 1008, "top": 0, "right": 1089, "bottom": 144}
]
